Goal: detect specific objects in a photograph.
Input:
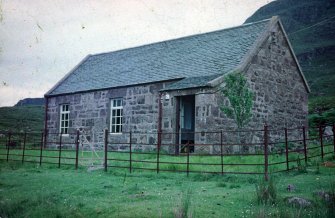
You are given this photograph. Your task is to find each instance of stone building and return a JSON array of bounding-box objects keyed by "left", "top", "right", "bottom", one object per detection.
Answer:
[{"left": 44, "top": 16, "right": 310, "bottom": 153}]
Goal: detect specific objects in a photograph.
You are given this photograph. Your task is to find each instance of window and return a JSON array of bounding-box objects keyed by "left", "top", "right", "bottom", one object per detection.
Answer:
[
  {"left": 60, "top": 104, "right": 70, "bottom": 134},
  {"left": 110, "top": 98, "right": 123, "bottom": 133}
]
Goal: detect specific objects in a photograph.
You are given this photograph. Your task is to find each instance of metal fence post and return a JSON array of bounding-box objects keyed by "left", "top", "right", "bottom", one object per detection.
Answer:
[
  {"left": 75, "top": 130, "right": 80, "bottom": 170},
  {"left": 157, "top": 131, "right": 161, "bottom": 174},
  {"left": 22, "top": 132, "right": 27, "bottom": 163},
  {"left": 302, "top": 126, "right": 307, "bottom": 164},
  {"left": 319, "top": 125, "right": 324, "bottom": 161},
  {"left": 284, "top": 128, "right": 289, "bottom": 171},
  {"left": 44, "top": 129, "right": 48, "bottom": 149},
  {"left": 264, "top": 125, "right": 269, "bottom": 181},
  {"left": 186, "top": 142, "right": 190, "bottom": 177},
  {"left": 6, "top": 132, "right": 11, "bottom": 162},
  {"left": 129, "top": 131, "right": 132, "bottom": 173},
  {"left": 39, "top": 132, "right": 44, "bottom": 166},
  {"left": 104, "top": 129, "right": 108, "bottom": 172},
  {"left": 58, "top": 134, "right": 62, "bottom": 168},
  {"left": 220, "top": 131, "right": 224, "bottom": 175}
]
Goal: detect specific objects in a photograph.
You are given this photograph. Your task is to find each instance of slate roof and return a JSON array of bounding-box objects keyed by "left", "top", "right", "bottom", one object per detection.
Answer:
[
  {"left": 161, "top": 74, "right": 221, "bottom": 91},
  {"left": 46, "top": 19, "right": 271, "bottom": 96}
]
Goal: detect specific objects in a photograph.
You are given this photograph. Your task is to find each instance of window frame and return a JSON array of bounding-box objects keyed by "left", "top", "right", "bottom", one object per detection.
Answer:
[
  {"left": 59, "top": 104, "right": 70, "bottom": 135},
  {"left": 110, "top": 98, "right": 123, "bottom": 134}
]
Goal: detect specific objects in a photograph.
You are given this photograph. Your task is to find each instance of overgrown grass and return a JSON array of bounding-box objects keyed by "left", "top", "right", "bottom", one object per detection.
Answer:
[{"left": 0, "top": 155, "right": 334, "bottom": 217}]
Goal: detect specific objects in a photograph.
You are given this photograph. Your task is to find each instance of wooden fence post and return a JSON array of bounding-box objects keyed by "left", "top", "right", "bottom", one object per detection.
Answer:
[
  {"left": 39, "top": 132, "right": 44, "bottom": 166},
  {"left": 284, "top": 128, "right": 289, "bottom": 171},
  {"left": 6, "top": 132, "right": 11, "bottom": 162},
  {"left": 220, "top": 131, "right": 224, "bottom": 175},
  {"left": 58, "top": 134, "right": 62, "bottom": 168},
  {"left": 75, "top": 130, "right": 80, "bottom": 170},
  {"left": 22, "top": 132, "right": 27, "bottom": 163},
  {"left": 263, "top": 125, "right": 269, "bottom": 181},
  {"left": 319, "top": 126, "right": 324, "bottom": 161},
  {"left": 302, "top": 126, "right": 307, "bottom": 164},
  {"left": 104, "top": 129, "right": 108, "bottom": 172},
  {"left": 129, "top": 131, "right": 132, "bottom": 173}
]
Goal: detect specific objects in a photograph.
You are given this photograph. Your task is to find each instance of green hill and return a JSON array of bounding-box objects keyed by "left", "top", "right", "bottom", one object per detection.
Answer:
[
  {"left": 245, "top": 0, "right": 335, "bottom": 98},
  {"left": 0, "top": 106, "right": 44, "bottom": 132}
]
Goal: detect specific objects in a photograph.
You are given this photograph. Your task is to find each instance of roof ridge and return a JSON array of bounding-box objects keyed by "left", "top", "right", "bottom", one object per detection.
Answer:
[{"left": 88, "top": 18, "right": 272, "bottom": 58}]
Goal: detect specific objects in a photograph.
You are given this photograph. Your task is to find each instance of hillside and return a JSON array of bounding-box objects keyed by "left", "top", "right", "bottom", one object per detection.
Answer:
[
  {"left": 0, "top": 106, "right": 44, "bottom": 132},
  {"left": 245, "top": 0, "right": 335, "bottom": 98},
  {"left": 15, "top": 98, "right": 45, "bottom": 106}
]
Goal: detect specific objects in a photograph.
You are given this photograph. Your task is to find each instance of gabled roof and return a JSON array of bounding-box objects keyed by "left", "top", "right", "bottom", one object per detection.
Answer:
[{"left": 45, "top": 18, "right": 273, "bottom": 96}]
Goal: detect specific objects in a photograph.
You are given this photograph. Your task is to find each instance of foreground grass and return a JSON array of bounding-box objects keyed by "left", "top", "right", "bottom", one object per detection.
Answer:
[{"left": 0, "top": 159, "right": 334, "bottom": 218}]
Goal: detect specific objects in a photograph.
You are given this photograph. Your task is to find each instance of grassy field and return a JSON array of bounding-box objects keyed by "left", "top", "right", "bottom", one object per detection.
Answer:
[
  {"left": 0, "top": 105, "right": 44, "bottom": 132},
  {"left": 1, "top": 142, "right": 334, "bottom": 175},
  {"left": 1, "top": 154, "right": 335, "bottom": 217}
]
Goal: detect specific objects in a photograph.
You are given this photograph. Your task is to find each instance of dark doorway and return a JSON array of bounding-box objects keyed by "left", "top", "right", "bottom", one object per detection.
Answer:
[{"left": 178, "top": 95, "right": 195, "bottom": 153}]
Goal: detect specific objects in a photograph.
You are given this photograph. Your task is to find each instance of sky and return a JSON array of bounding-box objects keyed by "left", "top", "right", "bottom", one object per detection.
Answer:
[{"left": 0, "top": 0, "right": 273, "bottom": 107}]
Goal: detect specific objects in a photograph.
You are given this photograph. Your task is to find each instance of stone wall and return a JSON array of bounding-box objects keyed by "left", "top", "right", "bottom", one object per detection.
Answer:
[{"left": 46, "top": 82, "right": 173, "bottom": 150}]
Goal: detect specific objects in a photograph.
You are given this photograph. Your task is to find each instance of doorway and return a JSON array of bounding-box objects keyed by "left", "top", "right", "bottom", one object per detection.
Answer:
[{"left": 177, "top": 95, "right": 195, "bottom": 153}]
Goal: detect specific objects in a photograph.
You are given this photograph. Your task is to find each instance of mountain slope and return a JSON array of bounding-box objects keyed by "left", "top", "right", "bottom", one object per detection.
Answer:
[
  {"left": 245, "top": 0, "right": 335, "bottom": 97},
  {"left": 0, "top": 106, "right": 44, "bottom": 132}
]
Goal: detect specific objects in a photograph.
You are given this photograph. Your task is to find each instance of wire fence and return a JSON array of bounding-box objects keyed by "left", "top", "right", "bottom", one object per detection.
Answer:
[{"left": 0, "top": 125, "right": 334, "bottom": 180}]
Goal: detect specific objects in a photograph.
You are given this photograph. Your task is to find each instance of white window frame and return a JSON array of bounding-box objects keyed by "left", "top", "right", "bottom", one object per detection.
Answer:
[
  {"left": 110, "top": 98, "right": 123, "bottom": 134},
  {"left": 60, "top": 104, "right": 70, "bottom": 135}
]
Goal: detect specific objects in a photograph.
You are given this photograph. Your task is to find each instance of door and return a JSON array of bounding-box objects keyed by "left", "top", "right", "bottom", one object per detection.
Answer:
[{"left": 179, "top": 95, "right": 195, "bottom": 153}]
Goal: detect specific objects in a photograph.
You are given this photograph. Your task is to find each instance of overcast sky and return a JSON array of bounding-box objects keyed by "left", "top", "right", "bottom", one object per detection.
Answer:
[{"left": 0, "top": 0, "right": 273, "bottom": 107}]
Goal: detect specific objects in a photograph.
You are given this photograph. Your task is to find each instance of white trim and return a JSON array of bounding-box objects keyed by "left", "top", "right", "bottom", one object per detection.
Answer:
[
  {"left": 110, "top": 98, "right": 123, "bottom": 134},
  {"left": 59, "top": 104, "right": 70, "bottom": 134}
]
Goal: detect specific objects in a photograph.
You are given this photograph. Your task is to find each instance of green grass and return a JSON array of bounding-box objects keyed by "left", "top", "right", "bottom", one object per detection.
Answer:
[
  {"left": 1, "top": 138, "right": 334, "bottom": 174},
  {"left": 0, "top": 105, "right": 44, "bottom": 132},
  {"left": 0, "top": 158, "right": 334, "bottom": 218}
]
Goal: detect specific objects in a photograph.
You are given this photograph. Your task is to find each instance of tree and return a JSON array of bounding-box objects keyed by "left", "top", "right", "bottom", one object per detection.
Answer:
[{"left": 220, "top": 71, "right": 253, "bottom": 129}]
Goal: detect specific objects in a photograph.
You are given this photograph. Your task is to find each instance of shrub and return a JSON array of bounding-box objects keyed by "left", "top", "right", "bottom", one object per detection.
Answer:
[
  {"left": 174, "top": 189, "right": 192, "bottom": 218},
  {"left": 255, "top": 178, "right": 277, "bottom": 205}
]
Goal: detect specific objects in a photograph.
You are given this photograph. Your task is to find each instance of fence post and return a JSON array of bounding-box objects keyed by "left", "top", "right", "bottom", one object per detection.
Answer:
[
  {"left": 39, "top": 132, "right": 44, "bottom": 166},
  {"left": 58, "top": 134, "right": 62, "bottom": 168},
  {"left": 44, "top": 129, "right": 48, "bottom": 148},
  {"left": 284, "top": 128, "right": 289, "bottom": 171},
  {"left": 263, "top": 125, "right": 269, "bottom": 181},
  {"left": 22, "top": 132, "right": 27, "bottom": 163},
  {"left": 186, "top": 142, "right": 190, "bottom": 177},
  {"left": 75, "top": 130, "right": 80, "bottom": 170},
  {"left": 302, "top": 126, "right": 307, "bottom": 164},
  {"left": 220, "top": 131, "right": 224, "bottom": 175},
  {"left": 129, "top": 131, "right": 132, "bottom": 173},
  {"left": 157, "top": 131, "right": 161, "bottom": 174},
  {"left": 6, "top": 132, "right": 11, "bottom": 162},
  {"left": 104, "top": 129, "right": 108, "bottom": 172},
  {"left": 319, "top": 125, "right": 324, "bottom": 161}
]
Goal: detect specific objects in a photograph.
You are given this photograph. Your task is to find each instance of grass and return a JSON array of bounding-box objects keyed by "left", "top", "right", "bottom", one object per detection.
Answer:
[
  {"left": 0, "top": 158, "right": 334, "bottom": 218},
  {"left": 0, "top": 105, "right": 44, "bottom": 132}
]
